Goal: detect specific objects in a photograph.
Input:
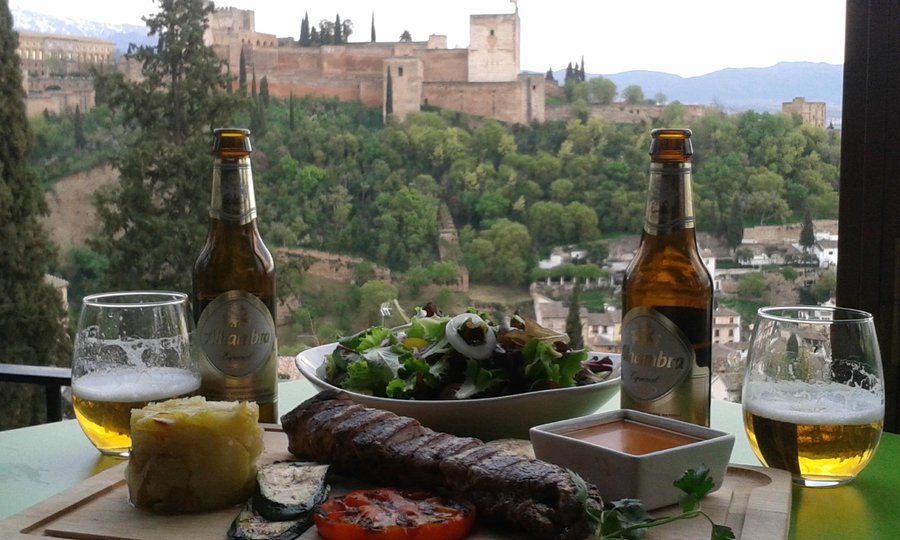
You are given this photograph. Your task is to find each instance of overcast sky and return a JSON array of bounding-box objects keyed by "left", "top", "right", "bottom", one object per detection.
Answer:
[{"left": 11, "top": 0, "right": 846, "bottom": 78}]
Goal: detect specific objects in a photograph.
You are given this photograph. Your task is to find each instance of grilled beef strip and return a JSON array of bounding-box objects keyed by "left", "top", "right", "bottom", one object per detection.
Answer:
[{"left": 281, "top": 391, "right": 604, "bottom": 540}]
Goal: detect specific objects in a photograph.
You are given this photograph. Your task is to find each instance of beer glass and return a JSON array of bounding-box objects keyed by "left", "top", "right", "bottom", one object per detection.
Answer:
[
  {"left": 742, "top": 306, "right": 884, "bottom": 487},
  {"left": 71, "top": 291, "right": 201, "bottom": 457}
]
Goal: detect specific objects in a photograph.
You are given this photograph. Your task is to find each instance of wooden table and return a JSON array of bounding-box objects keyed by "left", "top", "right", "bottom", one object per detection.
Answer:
[{"left": 0, "top": 380, "right": 898, "bottom": 539}]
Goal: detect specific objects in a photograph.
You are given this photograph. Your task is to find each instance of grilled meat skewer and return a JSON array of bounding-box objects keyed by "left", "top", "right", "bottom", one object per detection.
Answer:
[{"left": 281, "top": 391, "right": 604, "bottom": 540}]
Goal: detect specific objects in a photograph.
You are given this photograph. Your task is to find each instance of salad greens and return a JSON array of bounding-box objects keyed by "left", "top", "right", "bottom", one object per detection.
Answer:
[{"left": 325, "top": 306, "right": 613, "bottom": 400}]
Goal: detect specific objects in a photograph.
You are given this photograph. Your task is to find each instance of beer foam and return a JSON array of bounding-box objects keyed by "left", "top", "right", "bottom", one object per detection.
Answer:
[
  {"left": 744, "top": 380, "right": 884, "bottom": 426},
  {"left": 73, "top": 367, "right": 201, "bottom": 402}
]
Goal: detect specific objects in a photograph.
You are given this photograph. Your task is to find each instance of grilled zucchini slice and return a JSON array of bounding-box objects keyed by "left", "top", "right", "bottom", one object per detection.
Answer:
[
  {"left": 252, "top": 461, "right": 331, "bottom": 521},
  {"left": 227, "top": 501, "right": 309, "bottom": 540}
]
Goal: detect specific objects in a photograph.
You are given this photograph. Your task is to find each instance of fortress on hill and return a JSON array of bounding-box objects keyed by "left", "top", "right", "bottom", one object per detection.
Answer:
[{"left": 204, "top": 7, "right": 546, "bottom": 124}]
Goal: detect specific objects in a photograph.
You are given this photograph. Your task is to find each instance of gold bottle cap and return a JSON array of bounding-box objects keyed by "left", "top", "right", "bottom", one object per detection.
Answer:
[
  {"left": 212, "top": 128, "right": 252, "bottom": 156},
  {"left": 649, "top": 128, "right": 692, "bottom": 162}
]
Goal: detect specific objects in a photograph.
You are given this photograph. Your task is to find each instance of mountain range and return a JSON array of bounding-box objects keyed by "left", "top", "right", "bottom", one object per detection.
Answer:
[{"left": 13, "top": 7, "right": 843, "bottom": 123}]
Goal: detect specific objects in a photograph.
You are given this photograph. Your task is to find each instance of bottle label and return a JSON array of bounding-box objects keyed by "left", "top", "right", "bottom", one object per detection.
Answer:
[
  {"left": 210, "top": 160, "right": 257, "bottom": 224},
  {"left": 644, "top": 162, "right": 694, "bottom": 235},
  {"left": 196, "top": 290, "right": 276, "bottom": 378},
  {"left": 620, "top": 307, "right": 694, "bottom": 401}
]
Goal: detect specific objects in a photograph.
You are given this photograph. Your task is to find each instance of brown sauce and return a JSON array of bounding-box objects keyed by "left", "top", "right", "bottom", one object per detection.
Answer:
[{"left": 564, "top": 419, "right": 701, "bottom": 455}]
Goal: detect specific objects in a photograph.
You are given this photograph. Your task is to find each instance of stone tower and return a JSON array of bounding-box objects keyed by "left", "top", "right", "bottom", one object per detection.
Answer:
[
  {"left": 467, "top": 13, "right": 519, "bottom": 82},
  {"left": 384, "top": 57, "right": 424, "bottom": 123}
]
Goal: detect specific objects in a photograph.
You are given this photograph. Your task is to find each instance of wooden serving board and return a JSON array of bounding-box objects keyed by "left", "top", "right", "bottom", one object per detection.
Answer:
[{"left": 0, "top": 426, "right": 791, "bottom": 540}]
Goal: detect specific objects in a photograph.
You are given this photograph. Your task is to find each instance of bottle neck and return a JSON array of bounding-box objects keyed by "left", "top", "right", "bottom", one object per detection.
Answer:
[
  {"left": 642, "top": 161, "right": 695, "bottom": 236},
  {"left": 209, "top": 156, "right": 257, "bottom": 225}
]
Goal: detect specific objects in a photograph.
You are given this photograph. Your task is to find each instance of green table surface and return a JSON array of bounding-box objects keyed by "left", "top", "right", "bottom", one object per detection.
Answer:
[{"left": 1, "top": 379, "right": 898, "bottom": 539}]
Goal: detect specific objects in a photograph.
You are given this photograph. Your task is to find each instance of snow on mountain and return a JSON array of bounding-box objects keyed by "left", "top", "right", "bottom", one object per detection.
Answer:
[{"left": 11, "top": 8, "right": 155, "bottom": 54}]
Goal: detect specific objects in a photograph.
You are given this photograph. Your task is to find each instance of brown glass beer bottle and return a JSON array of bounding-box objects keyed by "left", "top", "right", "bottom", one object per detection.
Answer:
[
  {"left": 620, "top": 128, "right": 713, "bottom": 426},
  {"left": 193, "top": 128, "right": 278, "bottom": 423}
]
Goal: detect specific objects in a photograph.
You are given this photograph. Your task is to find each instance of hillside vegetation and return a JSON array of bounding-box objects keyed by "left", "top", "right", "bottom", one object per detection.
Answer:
[{"left": 31, "top": 93, "right": 840, "bottom": 347}]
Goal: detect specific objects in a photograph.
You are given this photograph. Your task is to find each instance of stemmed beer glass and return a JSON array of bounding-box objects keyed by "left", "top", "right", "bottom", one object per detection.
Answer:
[
  {"left": 742, "top": 306, "right": 884, "bottom": 487},
  {"left": 71, "top": 291, "right": 201, "bottom": 457}
]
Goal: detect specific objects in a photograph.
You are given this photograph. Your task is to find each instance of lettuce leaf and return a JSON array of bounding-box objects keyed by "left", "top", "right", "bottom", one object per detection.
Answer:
[{"left": 522, "top": 340, "right": 587, "bottom": 387}]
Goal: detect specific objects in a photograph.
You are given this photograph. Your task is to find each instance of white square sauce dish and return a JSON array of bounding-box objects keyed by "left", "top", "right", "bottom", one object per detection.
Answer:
[{"left": 530, "top": 409, "right": 734, "bottom": 510}]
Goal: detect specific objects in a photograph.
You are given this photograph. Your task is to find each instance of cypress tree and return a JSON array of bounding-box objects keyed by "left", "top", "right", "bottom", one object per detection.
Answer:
[
  {"left": 0, "top": 1, "right": 72, "bottom": 428},
  {"left": 259, "top": 75, "right": 269, "bottom": 108},
  {"left": 385, "top": 67, "right": 393, "bottom": 115},
  {"left": 370, "top": 11, "right": 376, "bottom": 42},
  {"left": 800, "top": 210, "right": 816, "bottom": 252},
  {"left": 334, "top": 14, "right": 343, "bottom": 44},
  {"left": 565, "top": 284, "right": 584, "bottom": 350},
  {"left": 73, "top": 104, "right": 86, "bottom": 149},
  {"left": 300, "top": 12, "right": 309, "bottom": 46},
  {"left": 251, "top": 67, "right": 257, "bottom": 99},
  {"left": 238, "top": 48, "right": 247, "bottom": 95},
  {"left": 289, "top": 91, "right": 295, "bottom": 130}
]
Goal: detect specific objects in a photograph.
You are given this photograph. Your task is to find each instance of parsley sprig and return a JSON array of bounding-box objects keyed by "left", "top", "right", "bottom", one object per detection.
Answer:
[{"left": 574, "top": 466, "right": 736, "bottom": 540}]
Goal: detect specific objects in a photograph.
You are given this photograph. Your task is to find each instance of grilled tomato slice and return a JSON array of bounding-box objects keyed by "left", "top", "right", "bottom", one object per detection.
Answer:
[{"left": 313, "top": 488, "right": 476, "bottom": 540}]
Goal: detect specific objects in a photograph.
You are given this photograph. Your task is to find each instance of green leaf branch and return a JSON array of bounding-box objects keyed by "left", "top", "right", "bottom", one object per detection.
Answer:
[{"left": 576, "top": 466, "right": 736, "bottom": 540}]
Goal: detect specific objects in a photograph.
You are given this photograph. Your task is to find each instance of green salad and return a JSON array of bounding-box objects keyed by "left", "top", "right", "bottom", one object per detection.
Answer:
[{"left": 324, "top": 305, "right": 614, "bottom": 400}]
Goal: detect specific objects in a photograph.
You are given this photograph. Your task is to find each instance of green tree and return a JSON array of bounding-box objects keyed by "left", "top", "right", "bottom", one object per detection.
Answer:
[
  {"left": 358, "top": 280, "right": 398, "bottom": 326},
  {"left": 462, "top": 219, "right": 533, "bottom": 285},
  {"left": 238, "top": 48, "right": 247, "bottom": 96},
  {"left": 0, "top": 1, "right": 71, "bottom": 428},
  {"left": 622, "top": 84, "right": 645, "bottom": 104},
  {"left": 800, "top": 210, "right": 816, "bottom": 251},
  {"left": 723, "top": 195, "right": 744, "bottom": 252},
  {"left": 334, "top": 14, "right": 343, "bottom": 44},
  {"left": 299, "top": 12, "right": 310, "bottom": 46},
  {"left": 809, "top": 269, "right": 836, "bottom": 303},
  {"left": 259, "top": 75, "right": 270, "bottom": 108},
  {"left": 370, "top": 12, "right": 376, "bottom": 42},
  {"left": 565, "top": 285, "right": 584, "bottom": 350},
  {"left": 385, "top": 67, "right": 393, "bottom": 115},
  {"left": 737, "top": 273, "right": 767, "bottom": 300},
  {"left": 587, "top": 76, "right": 616, "bottom": 105},
  {"left": 73, "top": 104, "right": 86, "bottom": 149},
  {"left": 89, "top": 0, "right": 239, "bottom": 292},
  {"left": 400, "top": 30, "right": 412, "bottom": 42}
]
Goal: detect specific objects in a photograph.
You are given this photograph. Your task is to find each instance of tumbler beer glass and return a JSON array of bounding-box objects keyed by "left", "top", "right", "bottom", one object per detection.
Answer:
[
  {"left": 71, "top": 291, "right": 201, "bottom": 457},
  {"left": 742, "top": 306, "right": 884, "bottom": 487}
]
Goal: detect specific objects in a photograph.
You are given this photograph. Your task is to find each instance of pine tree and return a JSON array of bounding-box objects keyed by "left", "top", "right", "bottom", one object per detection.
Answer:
[
  {"left": 545, "top": 67, "right": 555, "bottom": 81},
  {"left": 89, "top": 0, "right": 239, "bottom": 292},
  {"left": 300, "top": 12, "right": 310, "bottom": 46},
  {"left": 565, "top": 284, "right": 585, "bottom": 350},
  {"left": 0, "top": 1, "right": 72, "bottom": 429}
]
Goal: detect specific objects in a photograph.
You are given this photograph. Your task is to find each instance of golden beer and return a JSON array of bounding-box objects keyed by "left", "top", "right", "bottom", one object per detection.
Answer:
[
  {"left": 742, "top": 382, "right": 883, "bottom": 486},
  {"left": 72, "top": 367, "right": 201, "bottom": 456}
]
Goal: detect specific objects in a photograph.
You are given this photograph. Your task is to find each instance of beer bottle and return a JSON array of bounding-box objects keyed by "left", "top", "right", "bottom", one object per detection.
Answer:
[
  {"left": 193, "top": 128, "right": 278, "bottom": 423},
  {"left": 620, "top": 128, "right": 713, "bottom": 426}
]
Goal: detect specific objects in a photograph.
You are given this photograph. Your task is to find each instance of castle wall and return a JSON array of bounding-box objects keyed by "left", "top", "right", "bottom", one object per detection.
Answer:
[
  {"left": 420, "top": 49, "right": 468, "bottom": 82},
  {"left": 206, "top": 7, "right": 534, "bottom": 124},
  {"left": 468, "top": 14, "right": 519, "bottom": 82},
  {"left": 423, "top": 74, "right": 544, "bottom": 124}
]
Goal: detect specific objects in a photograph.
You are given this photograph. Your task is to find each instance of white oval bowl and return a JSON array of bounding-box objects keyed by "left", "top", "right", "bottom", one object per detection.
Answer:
[{"left": 295, "top": 343, "right": 621, "bottom": 441}]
